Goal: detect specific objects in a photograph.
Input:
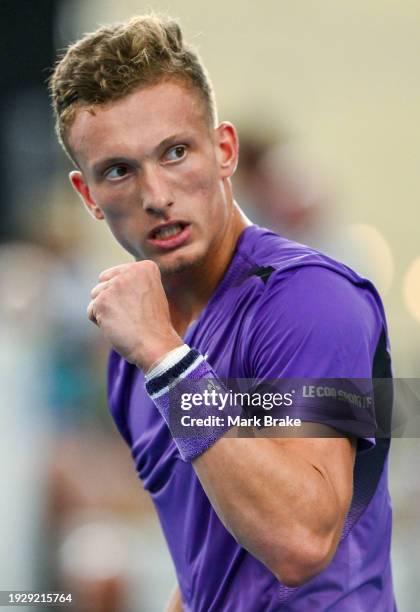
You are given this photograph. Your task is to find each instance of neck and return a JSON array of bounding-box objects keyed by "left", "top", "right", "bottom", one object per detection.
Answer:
[{"left": 163, "top": 202, "right": 251, "bottom": 336}]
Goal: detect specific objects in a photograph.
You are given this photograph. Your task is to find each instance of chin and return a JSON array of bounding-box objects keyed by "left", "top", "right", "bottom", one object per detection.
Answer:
[{"left": 157, "top": 249, "right": 206, "bottom": 278}]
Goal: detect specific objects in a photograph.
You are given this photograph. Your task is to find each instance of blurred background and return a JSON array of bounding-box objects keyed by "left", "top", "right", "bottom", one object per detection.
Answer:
[{"left": 1, "top": 0, "right": 419, "bottom": 610}]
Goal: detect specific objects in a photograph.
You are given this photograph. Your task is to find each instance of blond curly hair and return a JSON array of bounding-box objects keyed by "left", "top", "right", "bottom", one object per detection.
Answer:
[{"left": 49, "top": 15, "right": 216, "bottom": 159}]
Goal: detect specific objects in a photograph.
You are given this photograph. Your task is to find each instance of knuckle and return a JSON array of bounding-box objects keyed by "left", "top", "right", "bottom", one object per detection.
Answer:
[
  {"left": 121, "top": 263, "right": 136, "bottom": 279},
  {"left": 141, "top": 259, "right": 153, "bottom": 269},
  {"left": 141, "top": 259, "right": 160, "bottom": 275},
  {"left": 112, "top": 275, "right": 124, "bottom": 290},
  {"left": 95, "top": 293, "right": 105, "bottom": 309}
]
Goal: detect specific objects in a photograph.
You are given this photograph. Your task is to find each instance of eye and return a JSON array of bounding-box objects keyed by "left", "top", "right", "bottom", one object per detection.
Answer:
[
  {"left": 165, "top": 145, "right": 187, "bottom": 163},
  {"left": 105, "top": 165, "right": 129, "bottom": 180}
]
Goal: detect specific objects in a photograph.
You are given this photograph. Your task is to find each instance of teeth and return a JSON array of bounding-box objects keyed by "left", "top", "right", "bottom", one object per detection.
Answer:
[{"left": 154, "top": 223, "right": 183, "bottom": 239}]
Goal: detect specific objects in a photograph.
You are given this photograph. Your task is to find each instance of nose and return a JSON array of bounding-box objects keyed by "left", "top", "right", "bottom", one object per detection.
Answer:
[{"left": 141, "top": 165, "right": 174, "bottom": 216}]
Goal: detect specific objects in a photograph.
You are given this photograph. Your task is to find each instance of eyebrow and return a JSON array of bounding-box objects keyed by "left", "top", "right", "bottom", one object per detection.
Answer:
[
  {"left": 90, "top": 132, "right": 192, "bottom": 177},
  {"left": 157, "top": 132, "right": 191, "bottom": 151}
]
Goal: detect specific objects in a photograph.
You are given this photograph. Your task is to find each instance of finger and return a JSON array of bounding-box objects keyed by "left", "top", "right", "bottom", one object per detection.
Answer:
[
  {"left": 99, "top": 263, "right": 132, "bottom": 282},
  {"left": 87, "top": 299, "right": 98, "bottom": 326},
  {"left": 90, "top": 280, "right": 110, "bottom": 299}
]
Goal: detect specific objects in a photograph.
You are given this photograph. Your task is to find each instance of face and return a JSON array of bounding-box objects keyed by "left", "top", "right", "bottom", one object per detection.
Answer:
[{"left": 68, "top": 81, "right": 239, "bottom": 277}]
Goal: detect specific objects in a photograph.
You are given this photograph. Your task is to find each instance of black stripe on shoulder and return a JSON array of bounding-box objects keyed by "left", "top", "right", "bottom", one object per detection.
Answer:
[{"left": 248, "top": 266, "right": 276, "bottom": 284}]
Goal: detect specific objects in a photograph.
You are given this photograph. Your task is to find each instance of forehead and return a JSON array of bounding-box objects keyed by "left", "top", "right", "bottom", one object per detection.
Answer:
[{"left": 68, "top": 81, "right": 209, "bottom": 167}]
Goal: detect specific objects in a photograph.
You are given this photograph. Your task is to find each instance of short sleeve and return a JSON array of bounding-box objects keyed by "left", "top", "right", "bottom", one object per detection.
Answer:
[{"left": 245, "top": 265, "right": 382, "bottom": 448}]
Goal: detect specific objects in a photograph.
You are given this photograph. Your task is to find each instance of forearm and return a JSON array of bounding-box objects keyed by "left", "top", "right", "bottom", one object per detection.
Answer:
[
  {"left": 165, "top": 585, "right": 183, "bottom": 612},
  {"left": 145, "top": 348, "right": 354, "bottom": 586},
  {"left": 193, "top": 435, "right": 345, "bottom": 586}
]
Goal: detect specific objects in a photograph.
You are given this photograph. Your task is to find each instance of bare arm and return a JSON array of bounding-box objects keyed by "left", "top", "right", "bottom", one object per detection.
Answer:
[
  {"left": 165, "top": 584, "right": 183, "bottom": 612},
  {"left": 193, "top": 424, "right": 356, "bottom": 587},
  {"left": 87, "top": 262, "right": 357, "bottom": 587}
]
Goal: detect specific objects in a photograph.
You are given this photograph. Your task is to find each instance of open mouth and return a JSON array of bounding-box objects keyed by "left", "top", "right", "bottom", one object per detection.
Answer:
[
  {"left": 147, "top": 221, "right": 191, "bottom": 250},
  {"left": 150, "top": 222, "right": 188, "bottom": 240}
]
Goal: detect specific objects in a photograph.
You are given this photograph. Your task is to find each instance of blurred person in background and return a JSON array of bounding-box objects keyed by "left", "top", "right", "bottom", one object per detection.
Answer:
[
  {"left": 233, "top": 128, "right": 332, "bottom": 246},
  {"left": 49, "top": 14, "right": 395, "bottom": 611},
  {"left": 232, "top": 128, "right": 393, "bottom": 297}
]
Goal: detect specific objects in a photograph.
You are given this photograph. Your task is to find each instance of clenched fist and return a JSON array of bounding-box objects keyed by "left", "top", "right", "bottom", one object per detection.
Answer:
[{"left": 88, "top": 260, "right": 183, "bottom": 371}]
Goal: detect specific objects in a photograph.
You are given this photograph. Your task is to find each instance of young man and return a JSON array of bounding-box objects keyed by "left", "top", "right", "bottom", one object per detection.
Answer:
[{"left": 49, "top": 15, "right": 396, "bottom": 611}]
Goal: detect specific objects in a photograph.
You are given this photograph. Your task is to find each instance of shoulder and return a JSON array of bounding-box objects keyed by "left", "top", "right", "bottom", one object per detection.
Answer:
[
  {"left": 261, "top": 264, "right": 381, "bottom": 332},
  {"left": 240, "top": 225, "right": 385, "bottom": 332},
  {"left": 241, "top": 240, "right": 387, "bottom": 378}
]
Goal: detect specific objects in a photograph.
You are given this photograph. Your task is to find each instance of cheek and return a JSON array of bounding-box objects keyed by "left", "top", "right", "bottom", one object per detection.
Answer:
[
  {"left": 102, "top": 212, "right": 143, "bottom": 257},
  {"left": 91, "top": 189, "right": 145, "bottom": 253},
  {"left": 91, "top": 185, "right": 139, "bottom": 224},
  {"left": 176, "top": 159, "right": 222, "bottom": 209}
]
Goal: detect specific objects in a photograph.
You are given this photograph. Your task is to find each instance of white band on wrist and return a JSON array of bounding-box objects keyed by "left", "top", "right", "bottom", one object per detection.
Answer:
[{"left": 145, "top": 344, "right": 191, "bottom": 381}]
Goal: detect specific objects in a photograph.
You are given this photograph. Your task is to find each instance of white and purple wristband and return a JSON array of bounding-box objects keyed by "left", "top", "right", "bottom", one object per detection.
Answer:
[{"left": 145, "top": 346, "right": 240, "bottom": 461}]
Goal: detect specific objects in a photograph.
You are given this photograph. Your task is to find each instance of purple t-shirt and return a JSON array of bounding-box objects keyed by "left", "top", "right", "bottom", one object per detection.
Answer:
[{"left": 108, "top": 225, "right": 396, "bottom": 611}]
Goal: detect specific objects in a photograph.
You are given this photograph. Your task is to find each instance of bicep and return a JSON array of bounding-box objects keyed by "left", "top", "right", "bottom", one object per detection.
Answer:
[{"left": 254, "top": 422, "right": 356, "bottom": 518}]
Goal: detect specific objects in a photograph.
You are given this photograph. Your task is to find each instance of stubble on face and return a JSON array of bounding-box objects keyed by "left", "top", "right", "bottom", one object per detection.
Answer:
[
  {"left": 68, "top": 80, "right": 237, "bottom": 286},
  {"left": 157, "top": 251, "right": 207, "bottom": 279}
]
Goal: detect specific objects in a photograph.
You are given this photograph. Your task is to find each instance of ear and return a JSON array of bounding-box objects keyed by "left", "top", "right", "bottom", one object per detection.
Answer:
[
  {"left": 69, "top": 171, "right": 105, "bottom": 220},
  {"left": 214, "top": 122, "right": 239, "bottom": 179}
]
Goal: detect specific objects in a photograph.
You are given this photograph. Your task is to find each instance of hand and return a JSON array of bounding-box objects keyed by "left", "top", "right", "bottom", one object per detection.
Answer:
[{"left": 88, "top": 260, "right": 183, "bottom": 371}]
